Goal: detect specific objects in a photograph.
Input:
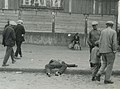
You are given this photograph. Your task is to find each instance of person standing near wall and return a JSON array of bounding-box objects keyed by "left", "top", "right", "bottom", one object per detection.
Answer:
[
  {"left": 87, "top": 21, "right": 101, "bottom": 53},
  {"left": 96, "top": 21, "right": 117, "bottom": 84},
  {"left": 14, "top": 20, "right": 25, "bottom": 58},
  {"left": 2, "top": 21, "right": 17, "bottom": 66}
]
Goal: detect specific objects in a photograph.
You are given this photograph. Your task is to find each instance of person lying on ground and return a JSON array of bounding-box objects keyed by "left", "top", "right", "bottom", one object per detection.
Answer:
[{"left": 45, "top": 59, "right": 78, "bottom": 77}]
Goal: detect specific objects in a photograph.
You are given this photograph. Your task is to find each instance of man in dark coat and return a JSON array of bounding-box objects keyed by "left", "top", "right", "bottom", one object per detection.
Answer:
[
  {"left": 2, "top": 21, "right": 16, "bottom": 66},
  {"left": 14, "top": 20, "right": 25, "bottom": 58}
]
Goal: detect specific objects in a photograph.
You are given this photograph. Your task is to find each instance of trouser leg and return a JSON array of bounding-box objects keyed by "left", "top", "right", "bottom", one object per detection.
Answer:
[
  {"left": 18, "top": 42, "right": 22, "bottom": 57},
  {"left": 15, "top": 42, "right": 19, "bottom": 57},
  {"left": 97, "top": 54, "right": 107, "bottom": 75},
  {"left": 3, "top": 46, "right": 12, "bottom": 65},
  {"left": 105, "top": 53, "right": 115, "bottom": 81},
  {"left": 45, "top": 64, "right": 54, "bottom": 74},
  {"left": 91, "top": 64, "right": 101, "bottom": 77},
  {"left": 11, "top": 48, "right": 15, "bottom": 61},
  {"left": 58, "top": 62, "right": 67, "bottom": 74},
  {"left": 15, "top": 41, "right": 22, "bottom": 57}
]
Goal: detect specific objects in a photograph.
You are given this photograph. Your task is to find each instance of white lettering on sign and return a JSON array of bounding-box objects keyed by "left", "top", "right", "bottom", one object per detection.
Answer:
[{"left": 22, "top": 0, "right": 62, "bottom": 7}]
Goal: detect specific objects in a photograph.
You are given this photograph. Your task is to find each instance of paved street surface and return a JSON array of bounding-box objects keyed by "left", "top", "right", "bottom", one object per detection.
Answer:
[
  {"left": 0, "top": 44, "right": 120, "bottom": 71},
  {"left": 0, "top": 44, "right": 120, "bottom": 89},
  {"left": 0, "top": 72, "right": 120, "bottom": 89}
]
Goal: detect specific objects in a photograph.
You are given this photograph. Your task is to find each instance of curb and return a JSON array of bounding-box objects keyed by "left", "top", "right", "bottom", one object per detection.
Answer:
[{"left": 0, "top": 67, "right": 120, "bottom": 75}]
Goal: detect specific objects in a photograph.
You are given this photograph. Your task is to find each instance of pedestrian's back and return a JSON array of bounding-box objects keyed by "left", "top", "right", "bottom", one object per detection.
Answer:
[{"left": 99, "top": 27, "right": 117, "bottom": 53}]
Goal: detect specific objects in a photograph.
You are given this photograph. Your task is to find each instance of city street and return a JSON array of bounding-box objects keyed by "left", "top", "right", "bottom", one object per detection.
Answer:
[
  {"left": 0, "top": 0, "right": 120, "bottom": 89},
  {"left": 0, "top": 72, "right": 120, "bottom": 89}
]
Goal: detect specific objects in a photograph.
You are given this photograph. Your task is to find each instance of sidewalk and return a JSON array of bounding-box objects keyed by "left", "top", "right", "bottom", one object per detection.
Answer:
[{"left": 0, "top": 44, "right": 120, "bottom": 74}]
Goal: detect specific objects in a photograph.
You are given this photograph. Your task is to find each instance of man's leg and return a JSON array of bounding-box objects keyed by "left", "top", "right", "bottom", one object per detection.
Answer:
[
  {"left": 104, "top": 53, "right": 115, "bottom": 82},
  {"left": 15, "top": 41, "right": 19, "bottom": 57},
  {"left": 91, "top": 63, "right": 101, "bottom": 81},
  {"left": 57, "top": 62, "right": 67, "bottom": 75},
  {"left": 96, "top": 54, "right": 107, "bottom": 81},
  {"left": 15, "top": 41, "right": 22, "bottom": 57},
  {"left": 18, "top": 41, "right": 22, "bottom": 57},
  {"left": 45, "top": 64, "right": 55, "bottom": 77},
  {"left": 2, "top": 46, "right": 12, "bottom": 66},
  {"left": 45, "top": 64, "right": 52, "bottom": 74},
  {"left": 11, "top": 48, "right": 16, "bottom": 64}
]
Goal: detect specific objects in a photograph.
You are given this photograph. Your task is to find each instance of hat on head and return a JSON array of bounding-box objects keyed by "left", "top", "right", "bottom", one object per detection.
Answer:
[
  {"left": 9, "top": 21, "right": 17, "bottom": 25},
  {"left": 17, "top": 20, "right": 23, "bottom": 24},
  {"left": 106, "top": 21, "right": 114, "bottom": 25},
  {"left": 92, "top": 21, "right": 98, "bottom": 26}
]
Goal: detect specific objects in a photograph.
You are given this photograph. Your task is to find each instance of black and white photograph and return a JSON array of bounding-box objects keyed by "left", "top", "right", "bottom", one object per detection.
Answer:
[{"left": 0, "top": 0, "right": 120, "bottom": 89}]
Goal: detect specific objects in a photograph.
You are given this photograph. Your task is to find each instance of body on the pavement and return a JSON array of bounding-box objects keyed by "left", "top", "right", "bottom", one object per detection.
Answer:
[{"left": 45, "top": 59, "right": 78, "bottom": 77}]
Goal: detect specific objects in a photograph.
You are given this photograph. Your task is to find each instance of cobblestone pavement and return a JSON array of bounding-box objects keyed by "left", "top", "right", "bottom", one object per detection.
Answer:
[{"left": 0, "top": 72, "right": 120, "bottom": 89}]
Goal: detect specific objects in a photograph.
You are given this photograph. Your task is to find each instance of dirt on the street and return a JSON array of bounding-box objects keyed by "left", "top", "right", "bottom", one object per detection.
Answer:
[{"left": 0, "top": 72, "right": 120, "bottom": 89}]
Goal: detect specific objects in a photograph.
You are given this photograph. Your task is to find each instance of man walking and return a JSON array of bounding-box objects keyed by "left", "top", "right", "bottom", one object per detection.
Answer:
[
  {"left": 15, "top": 20, "right": 25, "bottom": 58},
  {"left": 96, "top": 21, "right": 117, "bottom": 84},
  {"left": 2, "top": 21, "right": 16, "bottom": 66},
  {"left": 87, "top": 21, "right": 101, "bottom": 53}
]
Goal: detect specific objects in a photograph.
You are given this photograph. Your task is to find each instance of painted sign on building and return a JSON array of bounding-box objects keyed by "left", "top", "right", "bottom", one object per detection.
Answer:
[{"left": 21, "top": 0, "right": 63, "bottom": 9}]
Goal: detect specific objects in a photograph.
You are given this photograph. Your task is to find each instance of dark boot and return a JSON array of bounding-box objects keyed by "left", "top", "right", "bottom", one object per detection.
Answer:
[
  {"left": 96, "top": 74, "right": 101, "bottom": 81},
  {"left": 2, "top": 64, "right": 9, "bottom": 67},
  {"left": 46, "top": 73, "right": 51, "bottom": 77},
  {"left": 92, "top": 77, "right": 96, "bottom": 81},
  {"left": 12, "top": 60, "right": 16, "bottom": 64}
]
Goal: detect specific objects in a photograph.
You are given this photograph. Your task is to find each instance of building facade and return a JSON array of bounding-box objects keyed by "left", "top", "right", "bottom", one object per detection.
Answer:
[{"left": 0, "top": 0, "right": 118, "bottom": 15}]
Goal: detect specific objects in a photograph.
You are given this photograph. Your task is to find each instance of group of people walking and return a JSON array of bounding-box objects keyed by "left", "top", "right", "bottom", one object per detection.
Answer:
[
  {"left": 88, "top": 21, "right": 117, "bottom": 84},
  {"left": 2, "top": 20, "right": 25, "bottom": 66}
]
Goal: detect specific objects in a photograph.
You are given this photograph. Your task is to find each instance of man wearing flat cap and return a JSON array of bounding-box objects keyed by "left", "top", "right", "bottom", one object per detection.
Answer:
[
  {"left": 14, "top": 20, "right": 25, "bottom": 58},
  {"left": 96, "top": 21, "right": 117, "bottom": 84},
  {"left": 87, "top": 21, "right": 101, "bottom": 53},
  {"left": 2, "top": 21, "right": 17, "bottom": 66}
]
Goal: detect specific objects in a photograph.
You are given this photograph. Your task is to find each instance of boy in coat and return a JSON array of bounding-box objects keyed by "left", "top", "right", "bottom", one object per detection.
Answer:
[{"left": 89, "top": 42, "right": 101, "bottom": 81}]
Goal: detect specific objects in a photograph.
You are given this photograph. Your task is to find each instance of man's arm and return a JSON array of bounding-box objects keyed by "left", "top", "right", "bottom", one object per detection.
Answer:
[
  {"left": 112, "top": 31, "right": 118, "bottom": 53},
  {"left": 11, "top": 28, "right": 16, "bottom": 41},
  {"left": 87, "top": 31, "right": 92, "bottom": 46}
]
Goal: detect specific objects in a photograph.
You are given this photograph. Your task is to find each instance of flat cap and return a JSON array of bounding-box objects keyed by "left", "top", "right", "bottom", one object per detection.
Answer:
[
  {"left": 106, "top": 21, "right": 114, "bottom": 25},
  {"left": 92, "top": 21, "right": 98, "bottom": 25},
  {"left": 9, "top": 21, "right": 17, "bottom": 25},
  {"left": 17, "top": 20, "right": 23, "bottom": 24}
]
